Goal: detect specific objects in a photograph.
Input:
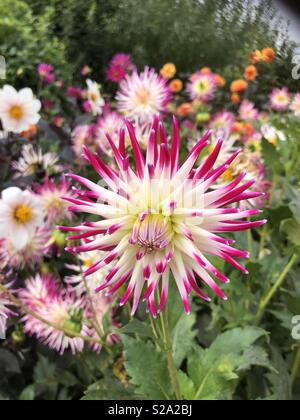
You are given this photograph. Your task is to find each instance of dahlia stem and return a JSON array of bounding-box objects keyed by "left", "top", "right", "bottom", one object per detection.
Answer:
[
  {"left": 259, "top": 224, "right": 268, "bottom": 258},
  {"left": 0, "top": 284, "right": 103, "bottom": 346},
  {"left": 159, "top": 310, "right": 182, "bottom": 400},
  {"left": 80, "top": 261, "right": 104, "bottom": 340},
  {"left": 254, "top": 254, "right": 298, "bottom": 326},
  {"left": 291, "top": 343, "right": 300, "bottom": 386}
]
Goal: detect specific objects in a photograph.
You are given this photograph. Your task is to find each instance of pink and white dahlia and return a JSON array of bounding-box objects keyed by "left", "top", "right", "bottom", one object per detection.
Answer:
[
  {"left": 19, "top": 274, "right": 88, "bottom": 354},
  {"left": 188, "top": 72, "right": 217, "bottom": 102},
  {"left": 209, "top": 112, "right": 235, "bottom": 138},
  {"left": 239, "top": 100, "right": 259, "bottom": 121},
  {"left": 0, "top": 280, "right": 15, "bottom": 337},
  {"left": 290, "top": 94, "right": 300, "bottom": 117},
  {"left": 61, "top": 117, "right": 266, "bottom": 316},
  {"left": 269, "top": 87, "right": 291, "bottom": 111},
  {"left": 95, "top": 112, "right": 125, "bottom": 155},
  {"left": 65, "top": 250, "right": 112, "bottom": 294},
  {"left": 34, "top": 177, "right": 74, "bottom": 224},
  {"left": 71, "top": 124, "right": 99, "bottom": 158},
  {"left": 116, "top": 67, "right": 171, "bottom": 121},
  {"left": 0, "top": 227, "right": 50, "bottom": 270}
]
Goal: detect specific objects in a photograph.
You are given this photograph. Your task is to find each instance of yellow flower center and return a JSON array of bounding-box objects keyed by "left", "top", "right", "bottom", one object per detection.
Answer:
[
  {"left": 277, "top": 95, "right": 286, "bottom": 103},
  {"left": 13, "top": 204, "right": 33, "bottom": 224},
  {"left": 90, "top": 93, "right": 98, "bottom": 102},
  {"left": 83, "top": 258, "right": 94, "bottom": 268},
  {"left": 9, "top": 105, "right": 24, "bottom": 120},
  {"left": 195, "top": 80, "right": 209, "bottom": 94},
  {"left": 222, "top": 168, "right": 235, "bottom": 182},
  {"left": 136, "top": 89, "right": 151, "bottom": 105},
  {"left": 135, "top": 214, "right": 172, "bottom": 253}
]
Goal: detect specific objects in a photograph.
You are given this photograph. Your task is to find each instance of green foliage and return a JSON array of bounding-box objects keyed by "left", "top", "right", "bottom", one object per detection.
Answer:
[
  {"left": 23, "top": 0, "right": 296, "bottom": 85},
  {"left": 0, "top": 0, "right": 67, "bottom": 87},
  {"left": 178, "top": 327, "right": 271, "bottom": 400}
]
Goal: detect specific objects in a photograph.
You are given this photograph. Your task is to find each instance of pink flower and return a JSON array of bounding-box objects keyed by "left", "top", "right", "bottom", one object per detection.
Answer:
[
  {"left": 42, "top": 100, "right": 55, "bottom": 111},
  {"left": 37, "top": 63, "right": 55, "bottom": 84},
  {"left": 270, "top": 87, "right": 291, "bottom": 111},
  {"left": 19, "top": 274, "right": 88, "bottom": 354},
  {"left": 116, "top": 67, "right": 171, "bottom": 121},
  {"left": 61, "top": 116, "right": 266, "bottom": 317},
  {"left": 106, "top": 65, "right": 127, "bottom": 83},
  {"left": 81, "top": 65, "right": 92, "bottom": 77},
  {"left": 188, "top": 72, "right": 217, "bottom": 102},
  {"left": 111, "top": 53, "right": 134, "bottom": 70},
  {"left": 67, "top": 86, "right": 83, "bottom": 99},
  {"left": 0, "top": 279, "right": 15, "bottom": 337},
  {"left": 34, "top": 177, "right": 75, "bottom": 225},
  {"left": 290, "top": 94, "right": 300, "bottom": 117},
  {"left": 0, "top": 227, "right": 50, "bottom": 270},
  {"left": 83, "top": 100, "right": 93, "bottom": 113},
  {"left": 239, "top": 100, "right": 259, "bottom": 121}
]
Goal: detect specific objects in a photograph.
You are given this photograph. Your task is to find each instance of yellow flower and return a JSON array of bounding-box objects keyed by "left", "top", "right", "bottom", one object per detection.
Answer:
[{"left": 160, "top": 63, "right": 176, "bottom": 80}]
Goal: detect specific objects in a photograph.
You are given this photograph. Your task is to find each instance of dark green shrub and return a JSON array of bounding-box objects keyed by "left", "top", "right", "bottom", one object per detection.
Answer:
[{"left": 0, "top": 0, "right": 68, "bottom": 87}]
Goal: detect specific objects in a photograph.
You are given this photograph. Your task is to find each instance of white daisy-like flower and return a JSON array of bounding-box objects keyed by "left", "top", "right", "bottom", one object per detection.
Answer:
[
  {"left": 261, "top": 124, "right": 286, "bottom": 145},
  {"left": 12, "top": 144, "right": 61, "bottom": 178},
  {"left": 0, "top": 85, "right": 41, "bottom": 133},
  {"left": 0, "top": 187, "right": 44, "bottom": 250},
  {"left": 86, "top": 79, "right": 105, "bottom": 116},
  {"left": 116, "top": 67, "right": 171, "bottom": 122}
]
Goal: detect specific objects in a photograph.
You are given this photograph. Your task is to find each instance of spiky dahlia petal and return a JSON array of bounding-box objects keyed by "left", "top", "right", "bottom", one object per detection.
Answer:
[
  {"left": 62, "top": 117, "right": 266, "bottom": 315},
  {"left": 116, "top": 67, "right": 171, "bottom": 122}
]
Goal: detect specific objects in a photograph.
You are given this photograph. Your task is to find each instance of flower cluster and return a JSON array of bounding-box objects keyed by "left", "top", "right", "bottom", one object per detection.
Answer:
[{"left": 1, "top": 47, "right": 299, "bottom": 356}]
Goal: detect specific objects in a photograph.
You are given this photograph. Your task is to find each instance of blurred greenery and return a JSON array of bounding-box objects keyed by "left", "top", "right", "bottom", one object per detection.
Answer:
[
  {"left": 0, "top": 0, "right": 68, "bottom": 87},
  {"left": 1, "top": 0, "right": 296, "bottom": 86}
]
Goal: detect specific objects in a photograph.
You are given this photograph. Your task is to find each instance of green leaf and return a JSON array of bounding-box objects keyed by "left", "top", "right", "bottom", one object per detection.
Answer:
[
  {"left": 266, "top": 347, "right": 292, "bottom": 400},
  {"left": 280, "top": 218, "right": 300, "bottom": 246},
  {"left": 261, "top": 139, "right": 282, "bottom": 173},
  {"left": 118, "top": 319, "right": 153, "bottom": 339},
  {"left": 123, "top": 336, "right": 172, "bottom": 400},
  {"left": 172, "top": 312, "right": 196, "bottom": 368},
  {"left": 82, "top": 374, "right": 137, "bottom": 400},
  {"left": 184, "top": 327, "right": 270, "bottom": 400},
  {"left": 19, "top": 385, "right": 35, "bottom": 401}
]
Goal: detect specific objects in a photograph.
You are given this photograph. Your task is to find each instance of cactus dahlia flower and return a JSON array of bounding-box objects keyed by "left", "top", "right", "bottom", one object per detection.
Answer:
[
  {"left": 116, "top": 67, "right": 171, "bottom": 122},
  {"left": 188, "top": 72, "right": 217, "bottom": 102},
  {"left": 61, "top": 117, "right": 266, "bottom": 317},
  {"left": 19, "top": 274, "right": 88, "bottom": 354}
]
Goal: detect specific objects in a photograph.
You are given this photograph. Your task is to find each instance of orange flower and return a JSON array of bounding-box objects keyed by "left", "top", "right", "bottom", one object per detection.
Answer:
[
  {"left": 261, "top": 48, "right": 276, "bottom": 63},
  {"left": 200, "top": 67, "right": 212, "bottom": 75},
  {"left": 20, "top": 124, "right": 38, "bottom": 139},
  {"left": 176, "top": 102, "right": 193, "bottom": 117},
  {"left": 232, "top": 122, "right": 244, "bottom": 133},
  {"left": 244, "top": 65, "right": 258, "bottom": 81},
  {"left": 250, "top": 50, "right": 263, "bottom": 64},
  {"left": 243, "top": 122, "right": 255, "bottom": 137},
  {"left": 169, "top": 79, "right": 183, "bottom": 93},
  {"left": 160, "top": 63, "right": 176, "bottom": 80},
  {"left": 215, "top": 74, "right": 226, "bottom": 88},
  {"left": 230, "top": 79, "right": 248, "bottom": 94},
  {"left": 231, "top": 94, "right": 241, "bottom": 104}
]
